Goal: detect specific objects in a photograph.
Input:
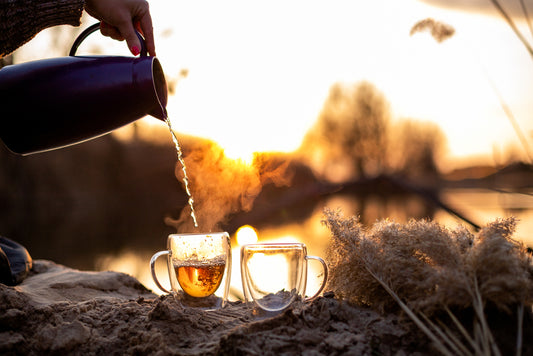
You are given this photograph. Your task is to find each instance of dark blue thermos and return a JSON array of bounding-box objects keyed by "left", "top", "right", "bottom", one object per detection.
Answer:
[{"left": 0, "top": 23, "right": 168, "bottom": 155}]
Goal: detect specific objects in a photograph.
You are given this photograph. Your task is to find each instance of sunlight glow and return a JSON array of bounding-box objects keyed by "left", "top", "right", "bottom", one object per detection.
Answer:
[
  {"left": 245, "top": 252, "right": 290, "bottom": 297},
  {"left": 236, "top": 225, "right": 259, "bottom": 246},
  {"left": 12, "top": 0, "right": 533, "bottom": 167},
  {"left": 96, "top": 252, "right": 165, "bottom": 295},
  {"left": 224, "top": 147, "right": 255, "bottom": 166},
  {"left": 150, "top": 0, "right": 533, "bottom": 166}
]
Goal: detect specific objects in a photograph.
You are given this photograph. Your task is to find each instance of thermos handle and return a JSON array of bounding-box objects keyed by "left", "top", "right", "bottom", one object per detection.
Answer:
[{"left": 69, "top": 22, "right": 147, "bottom": 57}]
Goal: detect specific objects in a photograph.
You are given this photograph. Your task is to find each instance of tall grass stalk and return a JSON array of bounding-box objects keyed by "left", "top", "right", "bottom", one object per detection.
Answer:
[
  {"left": 516, "top": 303, "right": 524, "bottom": 356},
  {"left": 488, "top": 0, "right": 533, "bottom": 163},
  {"left": 472, "top": 277, "right": 502, "bottom": 356},
  {"left": 489, "top": 0, "right": 533, "bottom": 59},
  {"left": 482, "top": 69, "right": 533, "bottom": 163},
  {"left": 444, "top": 307, "right": 481, "bottom": 355},
  {"left": 362, "top": 263, "right": 456, "bottom": 356},
  {"left": 519, "top": 0, "right": 533, "bottom": 40}
]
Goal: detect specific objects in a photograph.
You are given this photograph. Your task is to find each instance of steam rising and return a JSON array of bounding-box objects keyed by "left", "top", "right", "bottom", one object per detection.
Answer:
[{"left": 165, "top": 140, "right": 290, "bottom": 233}]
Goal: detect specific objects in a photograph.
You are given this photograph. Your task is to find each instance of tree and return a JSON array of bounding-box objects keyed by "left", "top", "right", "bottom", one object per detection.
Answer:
[
  {"left": 386, "top": 119, "right": 446, "bottom": 180},
  {"left": 299, "top": 81, "right": 390, "bottom": 181}
]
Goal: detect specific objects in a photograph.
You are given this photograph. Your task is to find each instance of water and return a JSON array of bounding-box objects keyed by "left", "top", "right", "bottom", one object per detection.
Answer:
[
  {"left": 19, "top": 184, "right": 526, "bottom": 298},
  {"left": 164, "top": 115, "right": 198, "bottom": 228}
]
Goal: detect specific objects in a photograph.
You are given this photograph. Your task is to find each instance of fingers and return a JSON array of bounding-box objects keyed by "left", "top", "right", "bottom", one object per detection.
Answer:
[
  {"left": 116, "top": 20, "right": 143, "bottom": 56},
  {"left": 100, "top": 18, "right": 155, "bottom": 57},
  {"left": 85, "top": 0, "right": 156, "bottom": 57},
  {"left": 99, "top": 22, "right": 124, "bottom": 41},
  {"left": 100, "top": 21, "right": 140, "bottom": 56},
  {"left": 138, "top": 14, "right": 156, "bottom": 56}
]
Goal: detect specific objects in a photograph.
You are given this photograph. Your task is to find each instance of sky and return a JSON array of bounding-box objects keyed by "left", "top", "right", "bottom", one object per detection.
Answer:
[{"left": 12, "top": 0, "right": 533, "bottom": 168}]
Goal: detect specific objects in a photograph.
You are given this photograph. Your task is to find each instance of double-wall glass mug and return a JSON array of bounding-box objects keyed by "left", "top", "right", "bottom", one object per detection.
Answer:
[
  {"left": 150, "top": 232, "right": 232, "bottom": 309},
  {"left": 240, "top": 242, "right": 328, "bottom": 312}
]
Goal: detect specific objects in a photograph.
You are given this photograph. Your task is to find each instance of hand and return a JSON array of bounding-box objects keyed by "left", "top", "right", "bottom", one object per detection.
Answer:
[{"left": 84, "top": 0, "right": 156, "bottom": 56}]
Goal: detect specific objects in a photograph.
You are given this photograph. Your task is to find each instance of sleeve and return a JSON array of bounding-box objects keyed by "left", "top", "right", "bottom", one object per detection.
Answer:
[{"left": 0, "top": 0, "right": 85, "bottom": 57}]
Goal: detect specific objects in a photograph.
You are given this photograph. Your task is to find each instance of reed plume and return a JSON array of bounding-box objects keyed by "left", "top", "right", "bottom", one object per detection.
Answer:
[
  {"left": 323, "top": 208, "right": 533, "bottom": 355},
  {"left": 410, "top": 18, "right": 455, "bottom": 43}
]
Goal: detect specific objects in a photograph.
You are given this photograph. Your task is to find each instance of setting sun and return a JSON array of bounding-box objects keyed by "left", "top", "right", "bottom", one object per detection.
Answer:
[{"left": 223, "top": 146, "right": 255, "bottom": 165}]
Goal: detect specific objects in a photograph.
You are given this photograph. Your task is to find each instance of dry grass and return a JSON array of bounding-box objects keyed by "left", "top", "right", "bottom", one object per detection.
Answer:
[
  {"left": 410, "top": 18, "right": 455, "bottom": 43},
  {"left": 323, "top": 208, "right": 533, "bottom": 355},
  {"left": 489, "top": 0, "right": 533, "bottom": 60}
]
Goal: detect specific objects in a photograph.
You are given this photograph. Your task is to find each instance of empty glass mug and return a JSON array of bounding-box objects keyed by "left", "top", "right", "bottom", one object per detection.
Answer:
[
  {"left": 240, "top": 242, "right": 328, "bottom": 312},
  {"left": 150, "top": 232, "right": 232, "bottom": 309}
]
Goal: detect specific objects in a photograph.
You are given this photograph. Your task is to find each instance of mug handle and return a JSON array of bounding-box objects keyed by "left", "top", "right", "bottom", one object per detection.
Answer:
[
  {"left": 69, "top": 22, "right": 147, "bottom": 57},
  {"left": 150, "top": 250, "right": 171, "bottom": 294},
  {"left": 304, "top": 256, "right": 329, "bottom": 302}
]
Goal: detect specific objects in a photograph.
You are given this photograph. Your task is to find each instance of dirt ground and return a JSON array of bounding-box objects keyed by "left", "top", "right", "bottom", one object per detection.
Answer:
[{"left": 0, "top": 260, "right": 433, "bottom": 355}]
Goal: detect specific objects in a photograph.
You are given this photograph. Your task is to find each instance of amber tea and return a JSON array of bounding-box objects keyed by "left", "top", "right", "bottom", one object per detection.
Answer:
[
  {"left": 174, "top": 259, "right": 225, "bottom": 297},
  {"left": 150, "top": 232, "right": 232, "bottom": 309}
]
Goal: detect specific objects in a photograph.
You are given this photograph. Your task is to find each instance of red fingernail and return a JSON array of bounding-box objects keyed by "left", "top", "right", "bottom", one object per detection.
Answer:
[{"left": 131, "top": 46, "right": 140, "bottom": 56}]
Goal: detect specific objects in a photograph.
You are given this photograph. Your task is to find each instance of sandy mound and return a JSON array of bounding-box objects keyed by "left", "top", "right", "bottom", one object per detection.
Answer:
[{"left": 0, "top": 260, "right": 429, "bottom": 355}]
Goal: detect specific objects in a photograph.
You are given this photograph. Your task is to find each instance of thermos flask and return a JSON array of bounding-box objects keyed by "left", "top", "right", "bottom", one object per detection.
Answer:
[{"left": 0, "top": 22, "right": 168, "bottom": 155}]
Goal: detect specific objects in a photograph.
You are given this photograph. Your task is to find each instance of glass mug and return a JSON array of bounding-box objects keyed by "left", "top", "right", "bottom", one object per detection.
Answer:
[
  {"left": 240, "top": 242, "right": 328, "bottom": 312},
  {"left": 150, "top": 232, "right": 232, "bottom": 309}
]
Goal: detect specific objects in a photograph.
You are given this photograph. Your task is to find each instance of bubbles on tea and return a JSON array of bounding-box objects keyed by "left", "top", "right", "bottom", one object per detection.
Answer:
[{"left": 174, "top": 258, "right": 226, "bottom": 298}]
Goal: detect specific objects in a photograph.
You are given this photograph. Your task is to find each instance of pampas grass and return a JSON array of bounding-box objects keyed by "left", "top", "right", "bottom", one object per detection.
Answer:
[{"left": 323, "top": 208, "right": 533, "bottom": 355}]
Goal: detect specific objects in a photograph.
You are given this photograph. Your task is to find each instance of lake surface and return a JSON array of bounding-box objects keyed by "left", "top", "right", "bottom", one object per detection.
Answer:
[{"left": 95, "top": 188, "right": 533, "bottom": 298}]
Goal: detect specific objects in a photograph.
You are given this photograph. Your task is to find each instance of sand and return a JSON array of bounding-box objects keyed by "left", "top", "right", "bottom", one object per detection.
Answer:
[{"left": 0, "top": 260, "right": 429, "bottom": 355}]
